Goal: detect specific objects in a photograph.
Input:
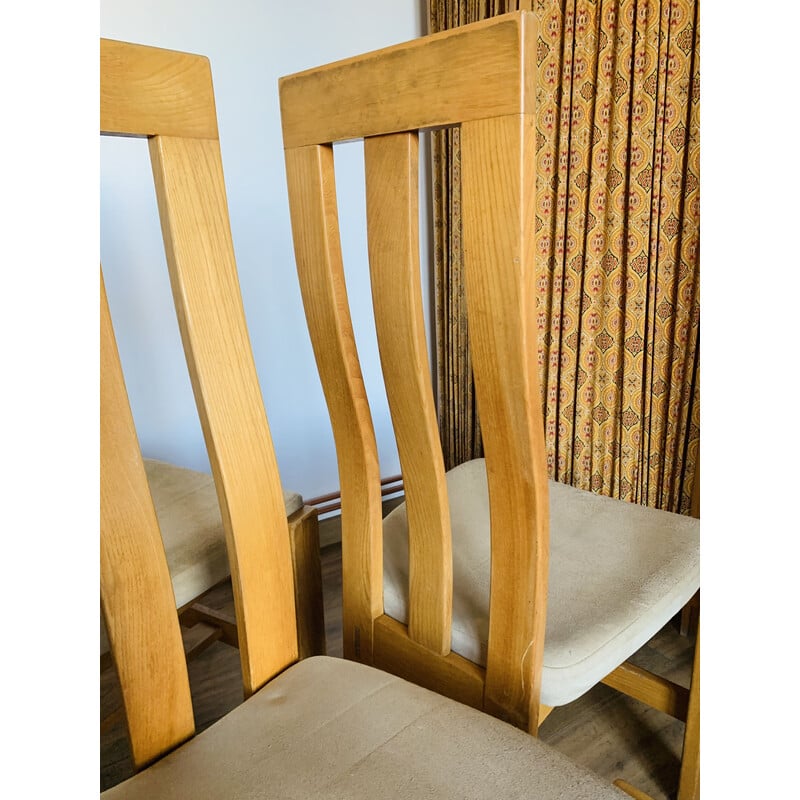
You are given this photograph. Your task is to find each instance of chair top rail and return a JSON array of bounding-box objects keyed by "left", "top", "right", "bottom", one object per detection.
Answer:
[
  {"left": 101, "top": 38, "right": 218, "bottom": 139},
  {"left": 278, "top": 10, "right": 536, "bottom": 148}
]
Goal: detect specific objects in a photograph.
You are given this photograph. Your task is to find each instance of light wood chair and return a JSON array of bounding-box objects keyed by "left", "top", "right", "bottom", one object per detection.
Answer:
[
  {"left": 279, "top": 11, "right": 699, "bottom": 800},
  {"left": 100, "top": 36, "right": 629, "bottom": 800},
  {"left": 99, "top": 40, "right": 325, "bottom": 675}
]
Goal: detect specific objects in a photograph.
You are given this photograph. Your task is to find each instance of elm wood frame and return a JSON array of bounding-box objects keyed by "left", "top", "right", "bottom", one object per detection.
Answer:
[
  {"left": 280, "top": 11, "right": 698, "bottom": 799},
  {"left": 100, "top": 38, "right": 323, "bottom": 768},
  {"left": 175, "top": 501, "right": 324, "bottom": 661}
]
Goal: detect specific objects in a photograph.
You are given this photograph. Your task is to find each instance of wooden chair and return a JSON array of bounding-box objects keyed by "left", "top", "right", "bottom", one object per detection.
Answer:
[
  {"left": 99, "top": 41, "right": 325, "bottom": 673},
  {"left": 100, "top": 36, "right": 630, "bottom": 800},
  {"left": 279, "top": 11, "right": 699, "bottom": 800}
]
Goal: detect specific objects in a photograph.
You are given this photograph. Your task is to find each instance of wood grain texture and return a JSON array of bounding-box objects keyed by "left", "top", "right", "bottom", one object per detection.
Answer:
[
  {"left": 677, "top": 630, "right": 699, "bottom": 800},
  {"left": 101, "top": 38, "right": 218, "bottom": 139},
  {"left": 149, "top": 134, "right": 298, "bottom": 696},
  {"left": 284, "top": 143, "right": 383, "bottom": 663},
  {"left": 602, "top": 662, "right": 690, "bottom": 722},
  {"left": 365, "top": 132, "right": 452, "bottom": 656},
  {"left": 288, "top": 505, "right": 327, "bottom": 658},
  {"left": 279, "top": 11, "right": 536, "bottom": 147},
  {"left": 460, "top": 113, "right": 549, "bottom": 734},
  {"left": 100, "top": 273, "right": 195, "bottom": 769},
  {"left": 372, "top": 615, "right": 485, "bottom": 710}
]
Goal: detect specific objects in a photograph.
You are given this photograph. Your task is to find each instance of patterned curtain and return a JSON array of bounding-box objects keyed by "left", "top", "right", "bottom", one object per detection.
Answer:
[
  {"left": 431, "top": 0, "right": 700, "bottom": 514},
  {"left": 430, "top": 2, "right": 525, "bottom": 467}
]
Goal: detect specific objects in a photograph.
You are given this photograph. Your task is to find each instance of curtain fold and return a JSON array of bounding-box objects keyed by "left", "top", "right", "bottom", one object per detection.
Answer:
[
  {"left": 430, "top": 4, "right": 524, "bottom": 467},
  {"left": 430, "top": 0, "right": 699, "bottom": 513}
]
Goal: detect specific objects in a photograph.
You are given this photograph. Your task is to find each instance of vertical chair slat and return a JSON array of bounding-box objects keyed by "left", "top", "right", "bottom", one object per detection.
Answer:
[
  {"left": 460, "top": 114, "right": 549, "bottom": 733},
  {"left": 364, "top": 132, "right": 452, "bottom": 656},
  {"left": 148, "top": 135, "right": 298, "bottom": 695},
  {"left": 100, "top": 272, "right": 195, "bottom": 769},
  {"left": 284, "top": 143, "right": 384, "bottom": 663}
]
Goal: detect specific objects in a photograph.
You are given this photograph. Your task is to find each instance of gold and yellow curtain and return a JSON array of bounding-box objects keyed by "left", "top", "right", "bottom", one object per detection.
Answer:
[{"left": 431, "top": 0, "right": 700, "bottom": 514}]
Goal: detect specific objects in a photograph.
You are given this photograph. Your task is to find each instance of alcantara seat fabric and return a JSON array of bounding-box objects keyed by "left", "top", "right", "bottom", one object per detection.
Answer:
[
  {"left": 101, "top": 35, "right": 626, "bottom": 800},
  {"left": 384, "top": 459, "right": 699, "bottom": 707},
  {"left": 103, "top": 656, "right": 627, "bottom": 800}
]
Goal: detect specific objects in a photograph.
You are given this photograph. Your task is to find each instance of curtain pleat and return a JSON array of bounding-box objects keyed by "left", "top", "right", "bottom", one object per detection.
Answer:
[
  {"left": 431, "top": 1, "right": 522, "bottom": 468},
  {"left": 431, "top": 0, "right": 699, "bottom": 513}
]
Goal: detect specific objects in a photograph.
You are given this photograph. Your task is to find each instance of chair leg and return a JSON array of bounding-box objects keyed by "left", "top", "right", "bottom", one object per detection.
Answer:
[
  {"left": 677, "top": 629, "right": 700, "bottom": 800},
  {"left": 288, "top": 504, "right": 327, "bottom": 658},
  {"left": 679, "top": 592, "right": 700, "bottom": 638}
]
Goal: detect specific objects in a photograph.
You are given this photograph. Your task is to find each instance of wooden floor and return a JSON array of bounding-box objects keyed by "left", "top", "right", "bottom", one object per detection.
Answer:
[{"left": 101, "top": 543, "right": 696, "bottom": 797}]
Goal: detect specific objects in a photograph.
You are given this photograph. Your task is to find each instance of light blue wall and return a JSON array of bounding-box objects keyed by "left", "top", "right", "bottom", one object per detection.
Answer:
[{"left": 100, "top": 0, "right": 431, "bottom": 499}]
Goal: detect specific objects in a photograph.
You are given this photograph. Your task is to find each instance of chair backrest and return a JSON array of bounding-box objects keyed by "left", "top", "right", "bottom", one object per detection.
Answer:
[
  {"left": 279, "top": 10, "right": 549, "bottom": 731},
  {"left": 100, "top": 39, "right": 298, "bottom": 770}
]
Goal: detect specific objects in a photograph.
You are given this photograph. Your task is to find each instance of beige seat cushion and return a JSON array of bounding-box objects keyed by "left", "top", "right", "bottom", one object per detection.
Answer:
[
  {"left": 383, "top": 458, "right": 699, "bottom": 708},
  {"left": 142, "top": 459, "right": 303, "bottom": 608},
  {"left": 101, "top": 459, "right": 304, "bottom": 654},
  {"left": 102, "top": 656, "right": 626, "bottom": 799}
]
